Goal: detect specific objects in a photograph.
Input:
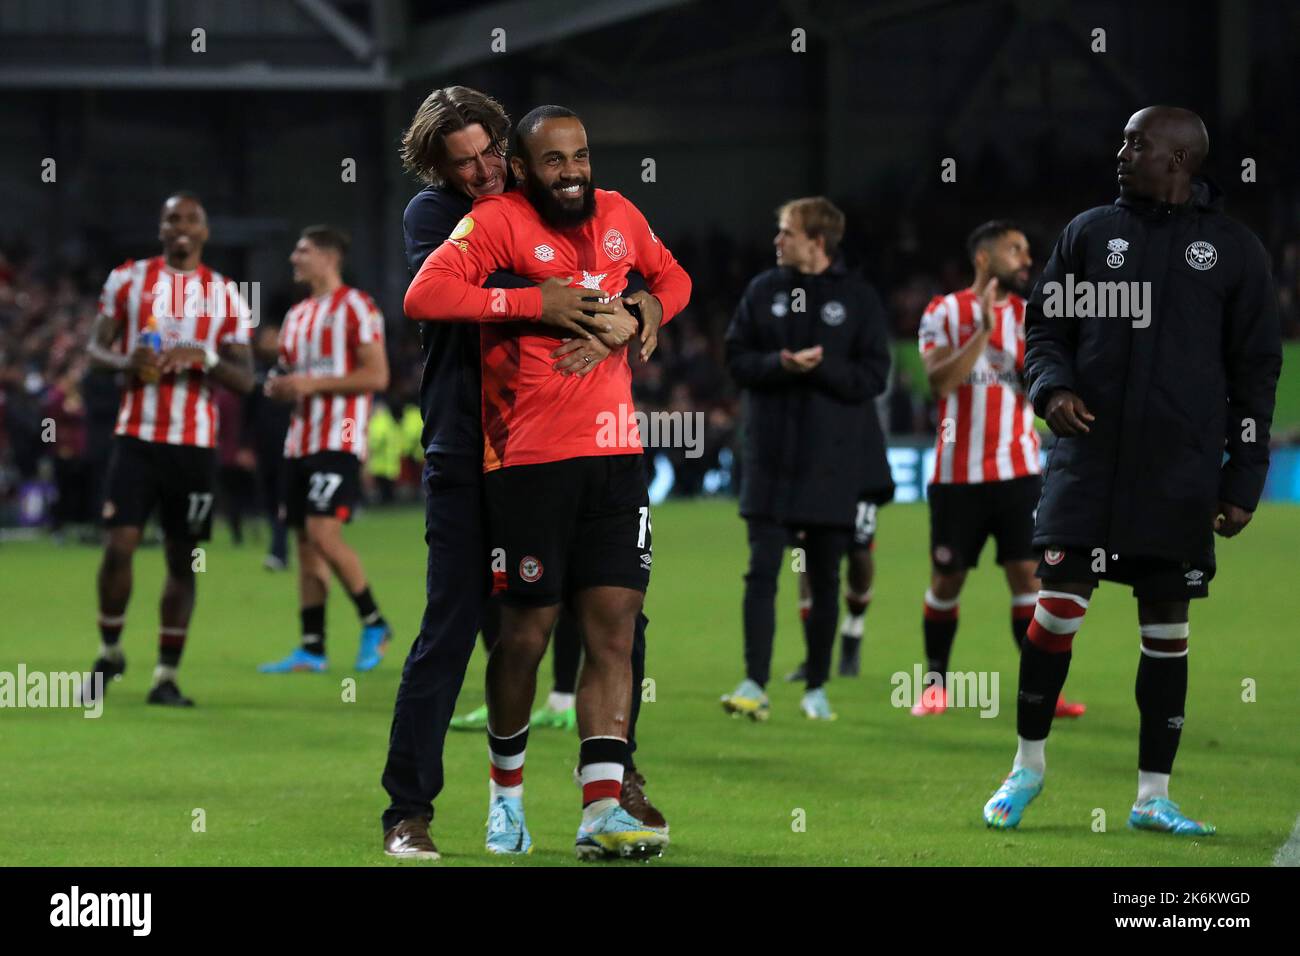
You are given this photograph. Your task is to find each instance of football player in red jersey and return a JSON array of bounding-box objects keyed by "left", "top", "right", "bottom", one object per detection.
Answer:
[
  {"left": 84, "top": 193, "right": 254, "bottom": 707},
  {"left": 258, "top": 225, "right": 393, "bottom": 675},
  {"left": 914, "top": 222, "right": 1084, "bottom": 719},
  {"left": 405, "top": 106, "right": 690, "bottom": 859}
]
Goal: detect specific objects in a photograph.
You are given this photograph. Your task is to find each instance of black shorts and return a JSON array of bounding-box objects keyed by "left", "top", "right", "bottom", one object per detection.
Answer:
[
  {"left": 927, "top": 475, "right": 1041, "bottom": 571},
  {"left": 484, "top": 454, "right": 651, "bottom": 607},
  {"left": 283, "top": 451, "right": 362, "bottom": 527},
  {"left": 849, "top": 487, "right": 893, "bottom": 554},
  {"left": 1037, "top": 546, "right": 1215, "bottom": 601},
  {"left": 102, "top": 435, "right": 217, "bottom": 540}
]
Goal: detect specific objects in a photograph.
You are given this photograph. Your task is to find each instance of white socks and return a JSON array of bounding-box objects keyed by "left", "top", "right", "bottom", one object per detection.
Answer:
[
  {"left": 1013, "top": 737, "right": 1046, "bottom": 776},
  {"left": 547, "top": 691, "right": 575, "bottom": 712},
  {"left": 1137, "top": 770, "right": 1170, "bottom": 804},
  {"left": 582, "top": 797, "right": 618, "bottom": 823}
]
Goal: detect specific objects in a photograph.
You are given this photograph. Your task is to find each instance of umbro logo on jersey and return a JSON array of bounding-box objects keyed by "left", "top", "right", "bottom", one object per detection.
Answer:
[
  {"left": 1167, "top": 715, "right": 1185, "bottom": 730},
  {"left": 1186, "top": 241, "right": 1217, "bottom": 270},
  {"left": 533, "top": 244, "right": 555, "bottom": 262},
  {"left": 1106, "top": 238, "right": 1129, "bottom": 268},
  {"left": 577, "top": 271, "right": 607, "bottom": 291},
  {"left": 1185, "top": 569, "right": 1204, "bottom": 583},
  {"left": 640, "top": 552, "right": 652, "bottom": 570}
]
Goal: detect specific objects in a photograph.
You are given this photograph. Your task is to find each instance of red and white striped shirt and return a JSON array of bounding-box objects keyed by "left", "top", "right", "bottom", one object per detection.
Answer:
[
  {"left": 279, "top": 285, "right": 384, "bottom": 460},
  {"left": 918, "top": 287, "right": 1041, "bottom": 485},
  {"left": 100, "top": 257, "right": 250, "bottom": 448}
]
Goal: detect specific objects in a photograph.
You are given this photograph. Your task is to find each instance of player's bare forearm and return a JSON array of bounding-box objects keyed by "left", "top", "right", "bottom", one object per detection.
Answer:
[
  {"left": 305, "top": 343, "right": 390, "bottom": 396},
  {"left": 210, "top": 344, "right": 255, "bottom": 394},
  {"left": 86, "top": 313, "right": 129, "bottom": 371},
  {"left": 925, "top": 333, "right": 988, "bottom": 399}
]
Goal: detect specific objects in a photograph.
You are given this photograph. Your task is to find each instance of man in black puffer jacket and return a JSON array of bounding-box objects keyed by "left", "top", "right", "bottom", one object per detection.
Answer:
[
  {"left": 721, "top": 196, "right": 891, "bottom": 722},
  {"left": 983, "top": 106, "right": 1281, "bottom": 837}
]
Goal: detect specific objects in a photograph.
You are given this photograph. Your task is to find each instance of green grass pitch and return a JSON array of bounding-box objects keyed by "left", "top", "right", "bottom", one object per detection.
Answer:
[{"left": 2, "top": 499, "right": 1297, "bottom": 866}]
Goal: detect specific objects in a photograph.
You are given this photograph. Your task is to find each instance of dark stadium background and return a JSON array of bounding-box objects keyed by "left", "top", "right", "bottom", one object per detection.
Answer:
[{"left": 2, "top": 0, "right": 1298, "bottom": 533}]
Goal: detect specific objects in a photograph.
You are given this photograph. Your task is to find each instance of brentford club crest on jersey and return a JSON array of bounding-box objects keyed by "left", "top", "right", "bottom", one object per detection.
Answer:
[
  {"left": 533, "top": 244, "right": 555, "bottom": 262},
  {"left": 519, "top": 556, "right": 543, "bottom": 583},
  {"left": 1044, "top": 548, "right": 1065, "bottom": 566},
  {"left": 602, "top": 228, "right": 628, "bottom": 261}
]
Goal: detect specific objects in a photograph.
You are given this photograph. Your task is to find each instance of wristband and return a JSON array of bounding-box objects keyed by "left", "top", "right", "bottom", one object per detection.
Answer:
[{"left": 203, "top": 348, "right": 220, "bottom": 371}]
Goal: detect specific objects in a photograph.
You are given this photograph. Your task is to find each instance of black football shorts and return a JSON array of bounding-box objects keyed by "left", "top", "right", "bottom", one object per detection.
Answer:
[
  {"left": 102, "top": 435, "right": 217, "bottom": 541},
  {"left": 283, "top": 451, "right": 362, "bottom": 527},
  {"left": 484, "top": 454, "right": 651, "bottom": 606},
  {"left": 927, "top": 474, "right": 1041, "bottom": 571},
  {"left": 1037, "top": 546, "right": 1215, "bottom": 601}
]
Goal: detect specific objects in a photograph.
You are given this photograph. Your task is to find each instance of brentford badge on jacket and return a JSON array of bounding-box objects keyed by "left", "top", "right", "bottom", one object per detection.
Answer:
[
  {"left": 602, "top": 228, "right": 627, "bottom": 261},
  {"left": 771, "top": 291, "right": 789, "bottom": 317},
  {"left": 1185, "top": 240, "right": 1218, "bottom": 270},
  {"left": 821, "top": 301, "right": 846, "bottom": 326}
]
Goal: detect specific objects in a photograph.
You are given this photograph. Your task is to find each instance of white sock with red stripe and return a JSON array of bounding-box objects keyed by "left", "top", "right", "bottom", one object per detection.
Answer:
[
  {"left": 1138, "top": 622, "right": 1189, "bottom": 658},
  {"left": 1025, "top": 590, "right": 1089, "bottom": 653},
  {"left": 1012, "top": 590, "right": 1091, "bottom": 774},
  {"left": 1136, "top": 622, "right": 1189, "bottom": 798},
  {"left": 842, "top": 588, "right": 872, "bottom": 638},
  {"left": 488, "top": 724, "right": 528, "bottom": 800},
  {"left": 98, "top": 613, "right": 125, "bottom": 662},
  {"left": 578, "top": 735, "right": 627, "bottom": 820}
]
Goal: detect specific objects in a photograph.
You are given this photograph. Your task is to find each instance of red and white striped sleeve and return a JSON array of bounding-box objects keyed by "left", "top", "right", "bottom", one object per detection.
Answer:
[
  {"left": 98, "top": 260, "right": 135, "bottom": 324},
  {"left": 218, "top": 278, "right": 252, "bottom": 346},
  {"left": 917, "top": 295, "right": 951, "bottom": 355},
  {"left": 345, "top": 289, "right": 383, "bottom": 348}
]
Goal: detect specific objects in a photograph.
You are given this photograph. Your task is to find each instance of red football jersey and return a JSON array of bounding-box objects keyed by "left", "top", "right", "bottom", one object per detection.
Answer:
[
  {"left": 404, "top": 189, "right": 691, "bottom": 472},
  {"left": 918, "top": 287, "right": 1041, "bottom": 484},
  {"left": 99, "top": 257, "right": 250, "bottom": 448},
  {"left": 279, "top": 285, "right": 384, "bottom": 460}
]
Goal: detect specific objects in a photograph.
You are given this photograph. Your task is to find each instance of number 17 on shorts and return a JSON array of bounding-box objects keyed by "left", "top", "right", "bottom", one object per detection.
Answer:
[{"left": 637, "top": 505, "right": 652, "bottom": 572}]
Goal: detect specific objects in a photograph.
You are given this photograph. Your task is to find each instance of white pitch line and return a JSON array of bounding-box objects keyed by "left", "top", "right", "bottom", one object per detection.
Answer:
[{"left": 1273, "top": 814, "right": 1300, "bottom": 867}]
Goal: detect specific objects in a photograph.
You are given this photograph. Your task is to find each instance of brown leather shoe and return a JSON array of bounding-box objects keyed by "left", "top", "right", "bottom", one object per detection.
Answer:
[
  {"left": 620, "top": 771, "right": 669, "bottom": 832},
  {"left": 383, "top": 817, "right": 441, "bottom": 860}
]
